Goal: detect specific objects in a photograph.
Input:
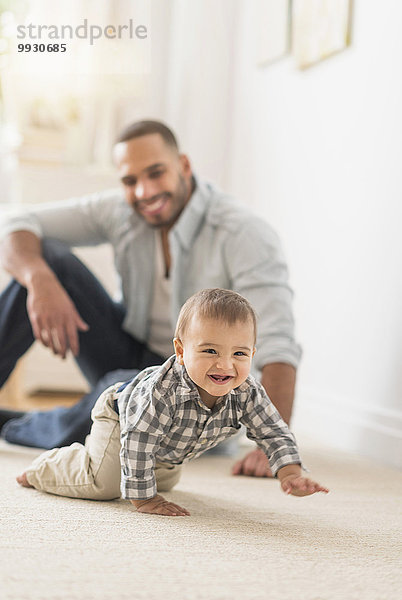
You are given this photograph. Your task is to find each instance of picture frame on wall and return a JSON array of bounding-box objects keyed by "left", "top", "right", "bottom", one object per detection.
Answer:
[{"left": 292, "top": 0, "right": 353, "bottom": 69}]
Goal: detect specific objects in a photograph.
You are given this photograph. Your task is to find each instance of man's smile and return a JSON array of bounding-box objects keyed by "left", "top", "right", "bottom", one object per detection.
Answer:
[{"left": 137, "top": 193, "right": 170, "bottom": 215}]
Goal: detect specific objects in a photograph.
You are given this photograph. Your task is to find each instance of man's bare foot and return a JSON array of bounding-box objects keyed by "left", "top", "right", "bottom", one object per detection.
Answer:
[
  {"left": 16, "top": 473, "right": 34, "bottom": 488},
  {"left": 231, "top": 448, "right": 273, "bottom": 478}
]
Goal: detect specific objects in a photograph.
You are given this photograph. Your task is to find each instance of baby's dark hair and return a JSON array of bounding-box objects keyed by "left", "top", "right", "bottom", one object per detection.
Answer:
[{"left": 174, "top": 288, "right": 257, "bottom": 344}]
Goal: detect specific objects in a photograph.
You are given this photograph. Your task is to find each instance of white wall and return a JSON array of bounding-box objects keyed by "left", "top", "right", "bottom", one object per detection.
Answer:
[
  {"left": 229, "top": 0, "right": 402, "bottom": 468},
  {"left": 120, "top": 0, "right": 238, "bottom": 188},
  {"left": 155, "top": 0, "right": 402, "bottom": 468}
]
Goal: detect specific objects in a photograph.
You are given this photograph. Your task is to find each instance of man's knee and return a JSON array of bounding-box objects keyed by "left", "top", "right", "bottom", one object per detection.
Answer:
[
  {"left": 41, "top": 239, "right": 74, "bottom": 272},
  {"left": 42, "top": 238, "right": 71, "bottom": 259}
]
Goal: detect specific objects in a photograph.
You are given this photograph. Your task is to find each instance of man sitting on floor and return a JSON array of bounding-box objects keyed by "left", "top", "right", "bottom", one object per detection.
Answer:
[{"left": 0, "top": 120, "right": 301, "bottom": 478}]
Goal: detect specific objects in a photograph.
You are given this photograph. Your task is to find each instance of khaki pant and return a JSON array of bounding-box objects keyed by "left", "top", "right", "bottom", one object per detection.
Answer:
[{"left": 25, "top": 386, "right": 182, "bottom": 501}]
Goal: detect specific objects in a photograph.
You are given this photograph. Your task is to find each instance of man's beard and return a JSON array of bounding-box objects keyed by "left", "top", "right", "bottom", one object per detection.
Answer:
[{"left": 147, "top": 174, "right": 189, "bottom": 230}]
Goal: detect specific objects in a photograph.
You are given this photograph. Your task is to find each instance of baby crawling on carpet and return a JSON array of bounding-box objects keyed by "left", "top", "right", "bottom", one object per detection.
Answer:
[{"left": 17, "top": 288, "right": 329, "bottom": 516}]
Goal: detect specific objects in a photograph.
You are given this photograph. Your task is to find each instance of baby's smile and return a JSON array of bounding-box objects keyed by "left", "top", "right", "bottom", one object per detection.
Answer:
[{"left": 208, "top": 374, "right": 233, "bottom": 385}]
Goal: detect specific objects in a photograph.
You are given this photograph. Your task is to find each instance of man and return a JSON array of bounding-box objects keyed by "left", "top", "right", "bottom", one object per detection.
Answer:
[{"left": 0, "top": 120, "right": 301, "bottom": 477}]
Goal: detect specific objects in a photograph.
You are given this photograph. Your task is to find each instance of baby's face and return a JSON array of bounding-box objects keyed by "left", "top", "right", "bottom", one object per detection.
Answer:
[{"left": 174, "top": 316, "right": 256, "bottom": 407}]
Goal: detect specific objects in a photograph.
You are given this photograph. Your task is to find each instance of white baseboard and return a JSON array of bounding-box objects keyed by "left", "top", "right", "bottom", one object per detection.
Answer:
[{"left": 292, "top": 387, "right": 402, "bottom": 471}]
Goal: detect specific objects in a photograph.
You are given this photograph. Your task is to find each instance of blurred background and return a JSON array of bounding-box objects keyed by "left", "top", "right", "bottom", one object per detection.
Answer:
[{"left": 0, "top": 0, "right": 401, "bottom": 469}]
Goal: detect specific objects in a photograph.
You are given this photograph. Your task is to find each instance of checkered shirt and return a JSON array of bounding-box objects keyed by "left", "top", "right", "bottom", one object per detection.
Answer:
[{"left": 115, "top": 355, "right": 302, "bottom": 500}]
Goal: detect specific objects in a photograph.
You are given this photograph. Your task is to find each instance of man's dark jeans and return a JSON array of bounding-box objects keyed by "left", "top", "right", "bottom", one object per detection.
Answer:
[{"left": 0, "top": 239, "right": 164, "bottom": 449}]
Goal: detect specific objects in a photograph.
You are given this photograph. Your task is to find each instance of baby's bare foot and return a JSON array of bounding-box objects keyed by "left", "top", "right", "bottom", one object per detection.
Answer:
[{"left": 16, "top": 473, "right": 33, "bottom": 488}]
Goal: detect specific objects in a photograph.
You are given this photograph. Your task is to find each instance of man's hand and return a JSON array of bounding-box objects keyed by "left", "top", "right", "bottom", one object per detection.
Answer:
[
  {"left": 1, "top": 230, "right": 88, "bottom": 358},
  {"left": 231, "top": 448, "right": 273, "bottom": 478},
  {"left": 231, "top": 362, "right": 296, "bottom": 478},
  {"left": 131, "top": 494, "right": 190, "bottom": 516},
  {"left": 27, "top": 271, "right": 88, "bottom": 359},
  {"left": 280, "top": 474, "right": 329, "bottom": 497}
]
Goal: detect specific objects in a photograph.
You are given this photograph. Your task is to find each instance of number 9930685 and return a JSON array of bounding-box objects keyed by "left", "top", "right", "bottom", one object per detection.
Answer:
[{"left": 17, "top": 43, "right": 67, "bottom": 52}]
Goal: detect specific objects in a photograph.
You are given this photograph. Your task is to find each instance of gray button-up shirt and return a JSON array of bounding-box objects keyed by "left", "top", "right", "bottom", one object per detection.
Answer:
[
  {"left": 0, "top": 177, "right": 301, "bottom": 371},
  {"left": 115, "top": 355, "right": 302, "bottom": 500}
]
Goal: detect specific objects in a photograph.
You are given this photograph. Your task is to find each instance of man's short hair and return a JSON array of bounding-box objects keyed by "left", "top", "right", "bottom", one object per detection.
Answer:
[
  {"left": 175, "top": 288, "right": 257, "bottom": 344},
  {"left": 116, "top": 120, "right": 179, "bottom": 151}
]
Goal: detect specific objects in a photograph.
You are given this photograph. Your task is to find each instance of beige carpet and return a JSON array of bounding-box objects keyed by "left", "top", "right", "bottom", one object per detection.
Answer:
[{"left": 1, "top": 437, "right": 401, "bottom": 600}]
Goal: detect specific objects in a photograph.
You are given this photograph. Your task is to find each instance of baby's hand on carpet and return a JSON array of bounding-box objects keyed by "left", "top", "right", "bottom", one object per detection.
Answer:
[
  {"left": 280, "top": 475, "right": 329, "bottom": 497},
  {"left": 131, "top": 494, "right": 190, "bottom": 516},
  {"left": 16, "top": 473, "right": 34, "bottom": 488}
]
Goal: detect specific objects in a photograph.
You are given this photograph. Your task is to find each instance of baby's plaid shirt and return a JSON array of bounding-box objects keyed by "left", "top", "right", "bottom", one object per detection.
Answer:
[{"left": 114, "top": 355, "right": 303, "bottom": 500}]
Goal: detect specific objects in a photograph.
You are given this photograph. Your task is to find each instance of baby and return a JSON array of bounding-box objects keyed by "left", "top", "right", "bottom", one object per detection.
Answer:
[{"left": 17, "top": 288, "right": 328, "bottom": 516}]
